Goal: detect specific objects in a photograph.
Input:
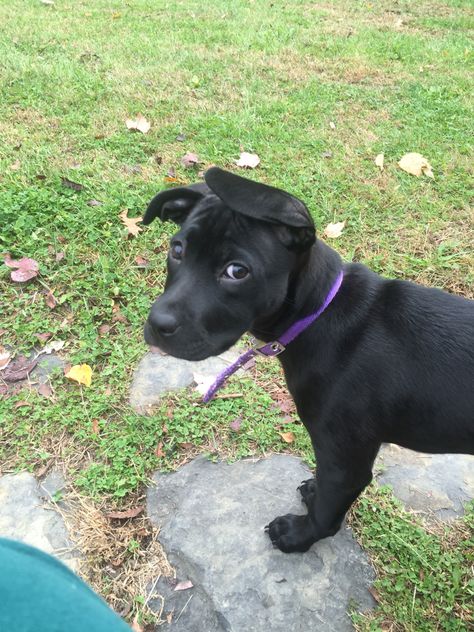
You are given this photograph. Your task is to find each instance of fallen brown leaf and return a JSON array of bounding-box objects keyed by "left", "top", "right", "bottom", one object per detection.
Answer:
[
  {"left": 0, "top": 347, "right": 11, "bottom": 370},
  {"left": 181, "top": 152, "right": 199, "bottom": 168},
  {"left": 134, "top": 255, "right": 149, "bottom": 268},
  {"left": 61, "top": 177, "right": 84, "bottom": 191},
  {"left": 44, "top": 291, "right": 57, "bottom": 309},
  {"left": 125, "top": 115, "right": 151, "bottom": 134},
  {"left": 278, "top": 431, "right": 295, "bottom": 444},
  {"left": 2, "top": 356, "right": 38, "bottom": 382},
  {"left": 179, "top": 442, "right": 193, "bottom": 450},
  {"left": 323, "top": 221, "right": 346, "bottom": 239},
  {"left": 368, "top": 586, "right": 381, "bottom": 603},
  {"left": 38, "top": 383, "right": 53, "bottom": 399},
  {"left": 229, "top": 416, "right": 242, "bottom": 432},
  {"left": 92, "top": 418, "right": 99, "bottom": 434},
  {"left": 155, "top": 442, "right": 165, "bottom": 458},
  {"left": 236, "top": 152, "right": 260, "bottom": 169},
  {"left": 35, "top": 332, "right": 53, "bottom": 343},
  {"left": 119, "top": 210, "right": 142, "bottom": 237},
  {"left": 41, "top": 340, "right": 65, "bottom": 355},
  {"left": 105, "top": 505, "right": 144, "bottom": 520},
  {"left": 98, "top": 324, "right": 111, "bottom": 336},
  {"left": 3, "top": 254, "right": 39, "bottom": 282},
  {"left": 398, "top": 152, "right": 434, "bottom": 178},
  {"left": 14, "top": 400, "right": 33, "bottom": 409}
]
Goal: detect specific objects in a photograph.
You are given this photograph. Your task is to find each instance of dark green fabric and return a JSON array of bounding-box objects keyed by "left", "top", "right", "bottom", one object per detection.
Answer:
[{"left": 0, "top": 537, "right": 131, "bottom": 632}]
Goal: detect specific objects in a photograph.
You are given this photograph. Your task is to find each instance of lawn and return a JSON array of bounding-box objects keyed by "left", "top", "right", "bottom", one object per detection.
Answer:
[{"left": 0, "top": 0, "right": 473, "bottom": 629}]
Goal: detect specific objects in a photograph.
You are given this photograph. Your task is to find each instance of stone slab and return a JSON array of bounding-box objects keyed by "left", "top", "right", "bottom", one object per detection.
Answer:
[
  {"left": 147, "top": 455, "right": 375, "bottom": 632},
  {"left": 0, "top": 471, "right": 80, "bottom": 571},
  {"left": 129, "top": 347, "right": 242, "bottom": 411},
  {"left": 376, "top": 444, "right": 474, "bottom": 521}
]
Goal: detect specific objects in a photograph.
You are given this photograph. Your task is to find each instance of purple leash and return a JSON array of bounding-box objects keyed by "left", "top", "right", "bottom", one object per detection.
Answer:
[{"left": 203, "top": 270, "right": 344, "bottom": 403}]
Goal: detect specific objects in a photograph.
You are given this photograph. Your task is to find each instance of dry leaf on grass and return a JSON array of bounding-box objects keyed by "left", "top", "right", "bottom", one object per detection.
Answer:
[
  {"left": 119, "top": 210, "right": 142, "bottom": 237},
  {"left": 174, "top": 580, "right": 193, "bottom": 591},
  {"left": 14, "top": 400, "right": 33, "bottom": 409},
  {"left": 278, "top": 431, "right": 295, "bottom": 444},
  {"left": 398, "top": 152, "right": 434, "bottom": 178},
  {"left": 236, "top": 152, "right": 260, "bottom": 169},
  {"left": 323, "top": 221, "right": 346, "bottom": 239},
  {"left": 375, "top": 153, "right": 384, "bottom": 171},
  {"left": 44, "top": 290, "right": 57, "bottom": 309},
  {"left": 125, "top": 115, "right": 151, "bottom": 134},
  {"left": 0, "top": 347, "right": 11, "bottom": 370},
  {"left": 181, "top": 152, "right": 199, "bottom": 168},
  {"left": 3, "top": 254, "right": 39, "bottom": 282},
  {"left": 105, "top": 505, "right": 145, "bottom": 520},
  {"left": 41, "top": 340, "right": 65, "bottom": 355},
  {"left": 65, "top": 364, "right": 92, "bottom": 387},
  {"left": 134, "top": 255, "right": 149, "bottom": 268},
  {"left": 229, "top": 416, "right": 242, "bottom": 432},
  {"left": 35, "top": 332, "right": 53, "bottom": 343},
  {"left": 2, "top": 356, "right": 39, "bottom": 382},
  {"left": 155, "top": 442, "right": 165, "bottom": 458},
  {"left": 38, "top": 383, "right": 53, "bottom": 399},
  {"left": 61, "top": 177, "right": 84, "bottom": 191}
]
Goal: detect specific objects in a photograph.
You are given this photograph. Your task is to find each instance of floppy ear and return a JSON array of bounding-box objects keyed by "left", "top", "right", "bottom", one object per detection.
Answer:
[
  {"left": 142, "top": 182, "right": 210, "bottom": 225},
  {"left": 204, "top": 167, "right": 315, "bottom": 251}
]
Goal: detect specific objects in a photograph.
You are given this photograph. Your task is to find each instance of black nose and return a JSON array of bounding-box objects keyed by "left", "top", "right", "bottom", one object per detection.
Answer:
[{"left": 150, "top": 312, "right": 179, "bottom": 337}]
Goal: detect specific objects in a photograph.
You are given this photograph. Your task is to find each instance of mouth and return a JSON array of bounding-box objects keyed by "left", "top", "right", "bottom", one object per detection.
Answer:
[{"left": 144, "top": 320, "right": 216, "bottom": 361}]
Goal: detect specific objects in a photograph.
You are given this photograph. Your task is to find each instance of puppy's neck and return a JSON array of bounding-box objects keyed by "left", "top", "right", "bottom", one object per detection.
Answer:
[{"left": 250, "top": 240, "right": 342, "bottom": 342}]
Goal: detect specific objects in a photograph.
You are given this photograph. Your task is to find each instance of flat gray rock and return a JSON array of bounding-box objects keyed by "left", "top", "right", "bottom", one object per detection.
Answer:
[
  {"left": 147, "top": 455, "right": 375, "bottom": 632},
  {"left": 376, "top": 444, "right": 474, "bottom": 521},
  {"left": 129, "top": 347, "right": 242, "bottom": 411},
  {"left": 0, "top": 471, "right": 80, "bottom": 571}
]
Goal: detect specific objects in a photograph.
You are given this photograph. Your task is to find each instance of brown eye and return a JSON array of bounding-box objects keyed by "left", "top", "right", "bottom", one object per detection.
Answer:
[
  {"left": 224, "top": 263, "right": 249, "bottom": 280},
  {"left": 170, "top": 242, "right": 183, "bottom": 260}
]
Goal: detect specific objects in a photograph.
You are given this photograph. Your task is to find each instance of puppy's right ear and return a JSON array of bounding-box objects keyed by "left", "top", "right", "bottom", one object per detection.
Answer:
[{"left": 142, "top": 182, "right": 209, "bottom": 225}]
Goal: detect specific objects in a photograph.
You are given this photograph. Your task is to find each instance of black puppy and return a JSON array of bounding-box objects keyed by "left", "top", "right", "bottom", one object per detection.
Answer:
[{"left": 142, "top": 167, "right": 474, "bottom": 553}]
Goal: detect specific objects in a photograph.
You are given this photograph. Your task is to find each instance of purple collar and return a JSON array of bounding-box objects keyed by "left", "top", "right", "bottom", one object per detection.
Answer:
[{"left": 203, "top": 270, "right": 344, "bottom": 403}]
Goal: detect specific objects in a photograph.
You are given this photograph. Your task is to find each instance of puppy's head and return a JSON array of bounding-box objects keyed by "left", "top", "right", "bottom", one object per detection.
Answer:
[{"left": 143, "top": 168, "right": 315, "bottom": 361}]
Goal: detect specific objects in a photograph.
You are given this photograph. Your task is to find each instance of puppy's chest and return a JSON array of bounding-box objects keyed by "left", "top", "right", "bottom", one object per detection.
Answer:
[{"left": 280, "top": 361, "right": 327, "bottom": 420}]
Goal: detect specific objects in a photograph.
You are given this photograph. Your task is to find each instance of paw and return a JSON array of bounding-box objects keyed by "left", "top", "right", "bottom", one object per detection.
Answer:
[
  {"left": 297, "top": 478, "right": 316, "bottom": 506},
  {"left": 264, "top": 514, "right": 316, "bottom": 553}
]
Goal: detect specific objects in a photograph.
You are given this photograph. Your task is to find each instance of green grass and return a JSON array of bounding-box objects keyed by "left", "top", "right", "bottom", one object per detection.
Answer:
[{"left": 0, "top": 0, "right": 473, "bottom": 629}]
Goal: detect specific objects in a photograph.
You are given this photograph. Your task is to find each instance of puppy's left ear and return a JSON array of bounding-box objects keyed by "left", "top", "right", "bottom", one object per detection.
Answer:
[
  {"left": 204, "top": 167, "right": 315, "bottom": 251},
  {"left": 143, "top": 182, "right": 210, "bottom": 226}
]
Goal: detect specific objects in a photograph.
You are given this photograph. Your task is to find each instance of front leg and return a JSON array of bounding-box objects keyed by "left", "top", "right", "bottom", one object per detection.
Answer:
[{"left": 266, "top": 440, "right": 379, "bottom": 553}]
